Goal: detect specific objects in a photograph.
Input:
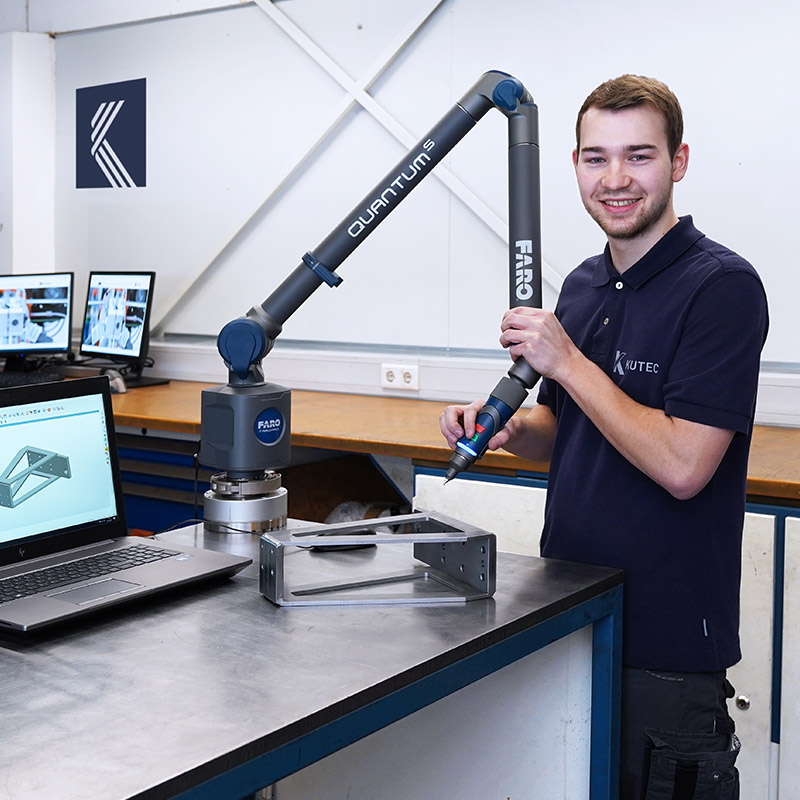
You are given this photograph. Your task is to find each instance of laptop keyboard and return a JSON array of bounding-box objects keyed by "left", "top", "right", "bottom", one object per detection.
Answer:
[{"left": 0, "top": 543, "right": 181, "bottom": 604}]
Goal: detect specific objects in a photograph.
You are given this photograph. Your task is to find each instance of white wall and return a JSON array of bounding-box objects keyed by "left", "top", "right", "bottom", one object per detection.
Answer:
[
  {"left": 0, "top": 35, "right": 11, "bottom": 272},
  {"left": 5, "top": 0, "right": 800, "bottom": 411},
  {"left": 0, "top": 32, "right": 55, "bottom": 275},
  {"left": 0, "top": 1, "right": 27, "bottom": 34}
]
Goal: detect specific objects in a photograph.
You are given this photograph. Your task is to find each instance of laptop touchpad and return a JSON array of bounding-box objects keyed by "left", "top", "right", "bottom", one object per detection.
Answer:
[{"left": 49, "top": 579, "right": 141, "bottom": 605}]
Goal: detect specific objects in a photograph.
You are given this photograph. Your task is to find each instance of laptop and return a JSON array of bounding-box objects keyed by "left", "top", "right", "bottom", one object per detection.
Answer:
[{"left": 0, "top": 375, "right": 251, "bottom": 633}]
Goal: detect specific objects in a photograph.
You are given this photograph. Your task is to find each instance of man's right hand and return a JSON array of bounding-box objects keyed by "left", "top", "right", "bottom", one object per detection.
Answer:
[
  {"left": 439, "top": 398, "right": 484, "bottom": 450},
  {"left": 439, "top": 398, "right": 524, "bottom": 454},
  {"left": 440, "top": 399, "right": 557, "bottom": 463}
]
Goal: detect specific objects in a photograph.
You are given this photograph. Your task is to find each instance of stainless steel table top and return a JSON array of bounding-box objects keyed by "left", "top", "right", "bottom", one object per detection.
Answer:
[{"left": 0, "top": 524, "right": 621, "bottom": 800}]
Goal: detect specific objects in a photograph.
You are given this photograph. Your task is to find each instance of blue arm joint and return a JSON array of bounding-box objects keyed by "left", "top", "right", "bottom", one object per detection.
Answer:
[
  {"left": 217, "top": 317, "right": 268, "bottom": 380},
  {"left": 492, "top": 78, "right": 525, "bottom": 112}
]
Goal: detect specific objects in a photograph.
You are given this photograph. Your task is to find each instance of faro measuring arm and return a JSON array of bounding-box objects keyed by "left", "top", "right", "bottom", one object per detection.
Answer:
[{"left": 200, "top": 70, "right": 542, "bottom": 487}]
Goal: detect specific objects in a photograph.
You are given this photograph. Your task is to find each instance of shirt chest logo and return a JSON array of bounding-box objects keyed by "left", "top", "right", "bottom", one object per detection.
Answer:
[{"left": 613, "top": 350, "right": 660, "bottom": 376}]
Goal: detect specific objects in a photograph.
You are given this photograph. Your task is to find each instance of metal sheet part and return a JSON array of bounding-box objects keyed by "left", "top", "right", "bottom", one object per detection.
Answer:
[{"left": 260, "top": 510, "right": 496, "bottom": 606}]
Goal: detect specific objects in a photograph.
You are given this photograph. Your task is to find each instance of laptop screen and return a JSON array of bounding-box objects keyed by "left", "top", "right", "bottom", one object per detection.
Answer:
[{"left": 0, "top": 377, "right": 127, "bottom": 566}]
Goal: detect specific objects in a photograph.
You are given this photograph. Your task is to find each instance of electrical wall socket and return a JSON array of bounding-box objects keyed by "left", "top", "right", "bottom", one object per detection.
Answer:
[{"left": 381, "top": 363, "right": 419, "bottom": 391}]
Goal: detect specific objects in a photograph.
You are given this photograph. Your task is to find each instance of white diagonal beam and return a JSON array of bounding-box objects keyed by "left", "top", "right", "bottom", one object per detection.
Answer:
[
  {"left": 252, "top": 0, "right": 564, "bottom": 291},
  {"left": 153, "top": 0, "right": 447, "bottom": 334},
  {"left": 153, "top": 0, "right": 563, "bottom": 335}
]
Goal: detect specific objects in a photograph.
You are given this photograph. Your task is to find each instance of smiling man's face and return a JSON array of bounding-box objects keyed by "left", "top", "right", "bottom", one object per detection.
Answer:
[{"left": 573, "top": 105, "right": 688, "bottom": 244}]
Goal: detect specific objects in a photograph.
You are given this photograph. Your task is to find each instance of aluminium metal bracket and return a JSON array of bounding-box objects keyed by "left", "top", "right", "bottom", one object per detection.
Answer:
[
  {"left": 260, "top": 510, "right": 496, "bottom": 607},
  {"left": 0, "top": 447, "right": 72, "bottom": 508}
]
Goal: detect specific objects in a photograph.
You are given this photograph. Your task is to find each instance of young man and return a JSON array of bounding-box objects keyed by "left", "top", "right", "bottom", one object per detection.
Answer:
[{"left": 440, "top": 75, "right": 768, "bottom": 799}]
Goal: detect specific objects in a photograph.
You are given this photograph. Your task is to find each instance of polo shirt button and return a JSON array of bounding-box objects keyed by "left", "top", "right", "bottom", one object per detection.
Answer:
[
  {"left": 615, "top": 281, "right": 624, "bottom": 290},
  {"left": 603, "top": 317, "right": 609, "bottom": 325}
]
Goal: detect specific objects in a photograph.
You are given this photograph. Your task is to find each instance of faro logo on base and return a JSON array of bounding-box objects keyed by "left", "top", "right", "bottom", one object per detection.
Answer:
[{"left": 254, "top": 408, "right": 285, "bottom": 446}]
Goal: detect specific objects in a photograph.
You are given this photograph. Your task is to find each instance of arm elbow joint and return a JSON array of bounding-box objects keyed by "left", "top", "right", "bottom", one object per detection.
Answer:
[
  {"left": 665, "top": 471, "right": 709, "bottom": 501},
  {"left": 669, "top": 485, "right": 700, "bottom": 502}
]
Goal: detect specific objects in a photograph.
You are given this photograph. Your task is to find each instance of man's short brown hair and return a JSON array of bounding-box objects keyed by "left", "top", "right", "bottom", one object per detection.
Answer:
[{"left": 576, "top": 75, "right": 684, "bottom": 158}]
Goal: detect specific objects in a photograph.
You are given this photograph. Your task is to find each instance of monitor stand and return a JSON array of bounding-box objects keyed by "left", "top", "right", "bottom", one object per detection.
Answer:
[
  {"left": 124, "top": 374, "right": 170, "bottom": 389},
  {"left": 122, "top": 363, "right": 169, "bottom": 389}
]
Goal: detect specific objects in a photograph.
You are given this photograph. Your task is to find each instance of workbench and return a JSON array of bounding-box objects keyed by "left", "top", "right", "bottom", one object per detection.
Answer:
[{"left": 0, "top": 524, "right": 623, "bottom": 799}]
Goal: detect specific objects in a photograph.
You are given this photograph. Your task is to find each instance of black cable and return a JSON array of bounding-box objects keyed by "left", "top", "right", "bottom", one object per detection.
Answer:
[
  {"left": 192, "top": 449, "right": 201, "bottom": 521},
  {"left": 151, "top": 519, "right": 259, "bottom": 537}
]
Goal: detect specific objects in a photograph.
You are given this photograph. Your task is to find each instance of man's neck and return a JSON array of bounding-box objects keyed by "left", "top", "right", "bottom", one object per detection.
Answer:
[{"left": 608, "top": 210, "right": 680, "bottom": 273}]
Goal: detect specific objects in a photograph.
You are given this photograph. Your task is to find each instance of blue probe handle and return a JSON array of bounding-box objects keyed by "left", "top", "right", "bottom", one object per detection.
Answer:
[{"left": 454, "top": 397, "right": 516, "bottom": 460}]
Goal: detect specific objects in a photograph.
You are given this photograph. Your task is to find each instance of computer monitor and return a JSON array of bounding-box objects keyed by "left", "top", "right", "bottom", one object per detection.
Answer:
[
  {"left": 0, "top": 272, "right": 74, "bottom": 372},
  {"left": 79, "top": 271, "right": 167, "bottom": 388}
]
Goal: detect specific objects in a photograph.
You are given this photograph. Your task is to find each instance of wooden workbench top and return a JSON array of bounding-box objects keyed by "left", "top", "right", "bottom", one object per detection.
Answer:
[{"left": 111, "top": 380, "right": 800, "bottom": 505}]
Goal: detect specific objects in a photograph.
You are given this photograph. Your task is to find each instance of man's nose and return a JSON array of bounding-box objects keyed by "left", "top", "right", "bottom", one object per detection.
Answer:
[{"left": 601, "top": 159, "right": 631, "bottom": 190}]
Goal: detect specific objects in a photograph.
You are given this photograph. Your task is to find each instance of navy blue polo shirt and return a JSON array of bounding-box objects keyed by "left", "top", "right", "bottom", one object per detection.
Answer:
[{"left": 538, "top": 216, "right": 768, "bottom": 671}]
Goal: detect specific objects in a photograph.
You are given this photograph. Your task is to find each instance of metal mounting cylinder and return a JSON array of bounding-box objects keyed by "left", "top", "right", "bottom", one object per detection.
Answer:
[{"left": 203, "top": 472, "right": 288, "bottom": 534}]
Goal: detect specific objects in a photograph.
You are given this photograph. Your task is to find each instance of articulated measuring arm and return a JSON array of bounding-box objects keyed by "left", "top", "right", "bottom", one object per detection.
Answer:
[{"left": 201, "top": 70, "right": 542, "bottom": 480}]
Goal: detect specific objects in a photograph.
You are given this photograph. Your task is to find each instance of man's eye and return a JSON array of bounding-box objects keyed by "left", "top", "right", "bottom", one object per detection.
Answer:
[{"left": 586, "top": 157, "right": 604, "bottom": 164}]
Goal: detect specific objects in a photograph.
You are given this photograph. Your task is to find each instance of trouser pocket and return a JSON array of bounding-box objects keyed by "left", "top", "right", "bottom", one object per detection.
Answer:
[{"left": 644, "top": 729, "right": 740, "bottom": 800}]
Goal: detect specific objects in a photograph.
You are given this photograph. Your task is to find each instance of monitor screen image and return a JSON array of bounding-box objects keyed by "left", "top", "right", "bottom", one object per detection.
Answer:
[
  {"left": 0, "top": 272, "right": 73, "bottom": 356},
  {"left": 80, "top": 271, "right": 154, "bottom": 360}
]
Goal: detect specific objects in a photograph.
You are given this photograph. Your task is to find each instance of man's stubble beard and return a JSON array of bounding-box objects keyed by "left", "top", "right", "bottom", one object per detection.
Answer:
[{"left": 586, "top": 184, "right": 673, "bottom": 242}]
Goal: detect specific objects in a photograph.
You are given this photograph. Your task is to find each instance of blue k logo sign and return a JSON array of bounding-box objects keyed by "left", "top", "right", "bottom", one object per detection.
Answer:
[{"left": 76, "top": 78, "right": 146, "bottom": 188}]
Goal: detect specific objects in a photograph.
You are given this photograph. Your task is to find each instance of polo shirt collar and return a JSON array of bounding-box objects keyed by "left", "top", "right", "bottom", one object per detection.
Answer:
[{"left": 590, "top": 216, "right": 706, "bottom": 289}]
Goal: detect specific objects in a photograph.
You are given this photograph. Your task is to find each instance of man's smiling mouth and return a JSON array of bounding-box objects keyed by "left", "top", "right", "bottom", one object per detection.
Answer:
[{"left": 603, "top": 198, "right": 639, "bottom": 207}]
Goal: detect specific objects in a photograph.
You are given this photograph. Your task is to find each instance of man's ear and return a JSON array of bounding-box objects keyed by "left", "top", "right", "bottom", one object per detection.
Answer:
[{"left": 672, "top": 143, "right": 689, "bottom": 183}]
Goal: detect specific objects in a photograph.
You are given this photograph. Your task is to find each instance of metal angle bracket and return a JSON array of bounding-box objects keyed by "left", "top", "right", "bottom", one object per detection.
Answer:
[
  {"left": 0, "top": 447, "right": 72, "bottom": 508},
  {"left": 259, "top": 510, "right": 496, "bottom": 607}
]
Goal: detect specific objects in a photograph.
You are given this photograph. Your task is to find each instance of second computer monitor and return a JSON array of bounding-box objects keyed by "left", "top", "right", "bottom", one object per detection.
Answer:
[{"left": 79, "top": 271, "right": 163, "bottom": 386}]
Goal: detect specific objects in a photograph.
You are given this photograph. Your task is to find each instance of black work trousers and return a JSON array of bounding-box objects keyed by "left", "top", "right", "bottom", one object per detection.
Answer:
[{"left": 620, "top": 667, "right": 740, "bottom": 800}]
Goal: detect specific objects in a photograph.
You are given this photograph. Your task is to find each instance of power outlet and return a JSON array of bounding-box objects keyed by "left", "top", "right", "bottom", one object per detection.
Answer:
[{"left": 381, "top": 364, "right": 419, "bottom": 391}]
